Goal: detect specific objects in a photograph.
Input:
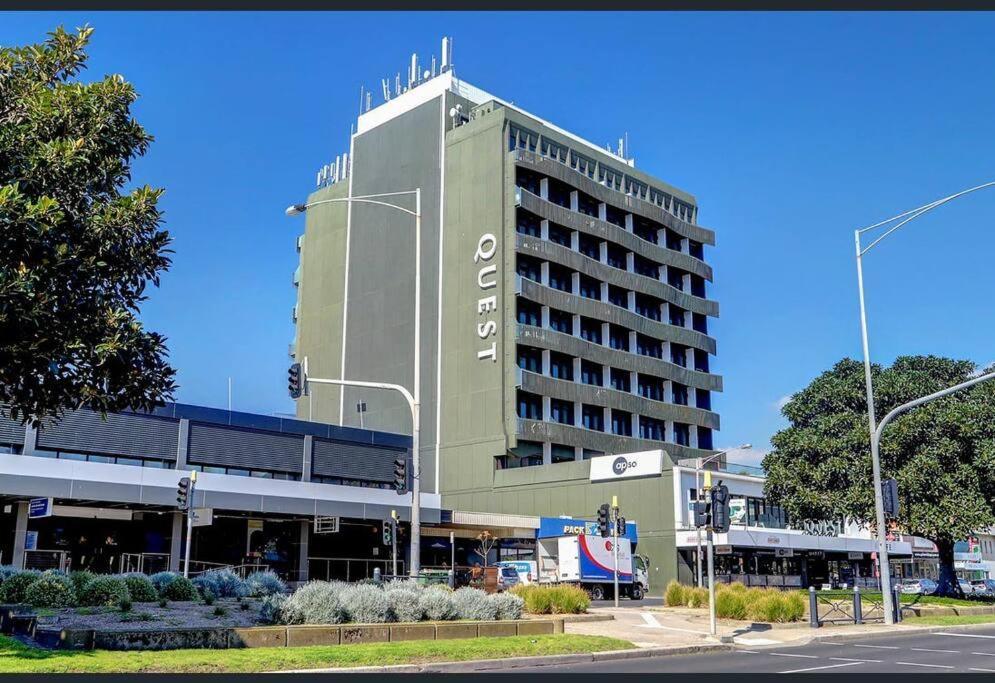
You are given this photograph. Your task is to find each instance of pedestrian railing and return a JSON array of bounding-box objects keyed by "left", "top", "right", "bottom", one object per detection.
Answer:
[{"left": 808, "top": 586, "right": 909, "bottom": 627}]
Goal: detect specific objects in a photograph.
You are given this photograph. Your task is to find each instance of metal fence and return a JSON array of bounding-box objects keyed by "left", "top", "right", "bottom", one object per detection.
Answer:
[
  {"left": 119, "top": 553, "right": 170, "bottom": 575},
  {"left": 808, "top": 586, "right": 908, "bottom": 627},
  {"left": 307, "top": 557, "right": 404, "bottom": 582},
  {"left": 24, "top": 550, "right": 67, "bottom": 572}
]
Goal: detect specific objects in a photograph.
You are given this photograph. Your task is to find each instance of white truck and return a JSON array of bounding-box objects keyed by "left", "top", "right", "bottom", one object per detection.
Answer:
[{"left": 537, "top": 534, "right": 649, "bottom": 600}]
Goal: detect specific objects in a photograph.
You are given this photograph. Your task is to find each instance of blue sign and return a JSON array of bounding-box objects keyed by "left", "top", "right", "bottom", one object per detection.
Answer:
[
  {"left": 28, "top": 497, "right": 52, "bottom": 519},
  {"left": 537, "top": 516, "right": 638, "bottom": 544},
  {"left": 24, "top": 531, "right": 38, "bottom": 551}
]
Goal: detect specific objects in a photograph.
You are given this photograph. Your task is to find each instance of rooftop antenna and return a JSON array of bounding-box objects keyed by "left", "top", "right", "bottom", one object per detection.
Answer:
[
  {"left": 625, "top": 132, "right": 630, "bottom": 161},
  {"left": 409, "top": 53, "right": 417, "bottom": 88},
  {"left": 381, "top": 77, "right": 391, "bottom": 101},
  {"left": 342, "top": 151, "right": 349, "bottom": 179},
  {"left": 365, "top": 91, "right": 372, "bottom": 112},
  {"left": 395, "top": 73, "right": 401, "bottom": 97},
  {"left": 431, "top": 55, "right": 437, "bottom": 78},
  {"left": 359, "top": 85, "right": 365, "bottom": 117}
]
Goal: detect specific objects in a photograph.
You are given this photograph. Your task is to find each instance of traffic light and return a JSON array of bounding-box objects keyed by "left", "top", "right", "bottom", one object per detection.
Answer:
[
  {"left": 382, "top": 520, "right": 393, "bottom": 545},
  {"left": 288, "top": 363, "right": 303, "bottom": 399},
  {"left": 693, "top": 501, "right": 709, "bottom": 528},
  {"left": 393, "top": 456, "right": 407, "bottom": 494},
  {"left": 177, "top": 477, "right": 191, "bottom": 510},
  {"left": 709, "top": 482, "right": 730, "bottom": 533},
  {"left": 616, "top": 516, "right": 627, "bottom": 537},
  {"left": 597, "top": 503, "right": 610, "bottom": 538},
  {"left": 882, "top": 478, "right": 900, "bottom": 518}
]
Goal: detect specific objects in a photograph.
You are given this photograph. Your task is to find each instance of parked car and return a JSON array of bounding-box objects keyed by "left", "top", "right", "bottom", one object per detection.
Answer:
[
  {"left": 496, "top": 565, "right": 520, "bottom": 591},
  {"left": 971, "top": 579, "right": 995, "bottom": 596},
  {"left": 900, "top": 578, "right": 938, "bottom": 595},
  {"left": 959, "top": 578, "right": 976, "bottom": 595}
]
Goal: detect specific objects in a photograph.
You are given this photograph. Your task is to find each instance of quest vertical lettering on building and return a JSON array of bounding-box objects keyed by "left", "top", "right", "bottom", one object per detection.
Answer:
[{"left": 475, "top": 233, "right": 498, "bottom": 362}]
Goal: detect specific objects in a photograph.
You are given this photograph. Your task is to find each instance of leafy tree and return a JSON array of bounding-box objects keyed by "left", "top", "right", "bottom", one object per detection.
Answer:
[
  {"left": 0, "top": 26, "right": 176, "bottom": 425},
  {"left": 763, "top": 356, "right": 995, "bottom": 597}
]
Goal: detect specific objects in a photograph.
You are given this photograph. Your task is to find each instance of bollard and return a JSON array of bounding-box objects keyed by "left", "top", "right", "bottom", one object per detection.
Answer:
[
  {"left": 373, "top": 567, "right": 381, "bottom": 583},
  {"left": 853, "top": 585, "right": 863, "bottom": 624},
  {"left": 448, "top": 569, "right": 454, "bottom": 589},
  {"left": 809, "top": 586, "right": 820, "bottom": 628},
  {"left": 893, "top": 584, "right": 903, "bottom": 623}
]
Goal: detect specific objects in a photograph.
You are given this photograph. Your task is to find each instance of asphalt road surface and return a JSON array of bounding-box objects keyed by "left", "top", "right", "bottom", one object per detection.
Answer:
[
  {"left": 590, "top": 596, "right": 663, "bottom": 609},
  {"left": 512, "top": 626, "right": 995, "bottom": 673}
]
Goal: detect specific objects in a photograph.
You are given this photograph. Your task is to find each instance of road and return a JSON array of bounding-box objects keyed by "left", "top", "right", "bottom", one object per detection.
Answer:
[
  {"left": 512, "top": 626, "right": 995, "bottom": 673},
  {"left": 589, "top": 596, "right": 663, "bottom": 609}
]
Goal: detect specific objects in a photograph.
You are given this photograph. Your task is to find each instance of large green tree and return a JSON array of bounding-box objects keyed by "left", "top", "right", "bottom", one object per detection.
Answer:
[
  {"left": 0, "top": 26, "right": 176, "bottom": 425},
  {"left": 763, "top": 355, "right": 995, "bottom": 596}
]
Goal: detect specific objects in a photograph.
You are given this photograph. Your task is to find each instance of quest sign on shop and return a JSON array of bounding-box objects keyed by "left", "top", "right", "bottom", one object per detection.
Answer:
[{"left": 474, "top": 233, "right": 499, "bottom": 362}]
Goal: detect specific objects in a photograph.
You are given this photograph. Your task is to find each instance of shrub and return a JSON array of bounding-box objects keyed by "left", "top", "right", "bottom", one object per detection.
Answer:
[
  {"left": 122, "top": 574, "right": 158, "bottom": 602},
  {"left": 548, "top": 585, "right": 589, "bottom": 614},
  {"left": 0, "top": 566, "right": 20, "bottom": 583},
  {"left": 714, "top": 589, "right": 747, "bottom": 620},
  {"left": 511, "top": 585, "right": 552, "bottom": 614},
  {"left": 685, "top": 586, "right": 709, "bottom": 608},
  {"left": 79, "top": 576, "right": 130, "bottom": 607},
  {"left": 385, "top": 586, "right": 424, "bottom": 623},
  {"left": 149, "top": 571, "right": 179, "bottom": 595},
  {"left": 201, "top": 590, "right": 216, "bottom": 606},
  {"left": 24, "top": 573, "right": 75, "bottom": 608},
  {"left": 489, "top": 592, "right": 524, "bottom": 620},
  {"left": 118, "top": 597, "right": 133, "bottom": 612},
  {"left": 193, "top": 569, "right": 249, "bottom": 599},
  {"left": 246, "top": 570, "right": 286, "bottom": 597},
  {"left": 69, "top": 571, "right": 95, "bottom": 598},
  {"left": 213, "top": 606, "right": 227, "bottom": 617},
  {"left": 664, "top": 580, "right": 687, "bottom": 607},
  {"left": 158, "top": 598, "right": 167, "bottom": 608},
  {"left": 723, "top": 581, "right": 748, "bottom": 593},
  {"left": 0, "top": 570, "right": 41, "bottom": 603},
  {"left": 260, "top": 593, "right": 287, "bottom": 625},
  {"left": 162, "top": 576, "right": 199, "bottom": 602},
  {"left": 341, "top": 583, "right": 391, "bottom": 623},
  {"left": 743, "top": 590, "right": 805, "bottom": 623},
  {"left": 419, "top": 588, "right": 457, "bottom": 621},
  {"left": 453, "top": 587, "right": 497, "bottom": 621},
  {"left": 280, "top": 581, "right": 345, "bottom": 625}
]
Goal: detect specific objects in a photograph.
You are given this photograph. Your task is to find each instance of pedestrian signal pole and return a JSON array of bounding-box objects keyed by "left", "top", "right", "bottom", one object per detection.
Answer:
[
  {"left": 179, "top": 471, "right": 197, "bottom": 578},
  {"left": 612, "top": 495, "right": 620, "bottom": 608},
  {"left": 391, "top": 509, "right": 399, "bottom": 578}
]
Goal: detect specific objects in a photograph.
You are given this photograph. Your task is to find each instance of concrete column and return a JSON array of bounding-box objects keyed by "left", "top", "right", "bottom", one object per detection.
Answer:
[
  {"left": 624, "top": 214, "right": 633, "bottom": 232},
  {"left": 301, "top": 435, "right": 313, "bottom": 482},
  {"left": 656, "top": 228, "right": 665, "bottom": 245},
  {"left": 628, "top": 330, "right": 637, "bottom": 353},
  {"left": 626, "top": 291, "right": 636, "bottom": 311},
  {"left": 542, "top": 442, "right": 552, "bottom": 466},
  {"left": 539, "top": 178, "right": 549, "bottom": 200},
  {"left": 541, "top": 349, "right": 551, "bottom": 375},
  {"left": 540, "top": 261, "right": 550, "bottom": 286},
  {"left": 599, "top": 241, "right": 608, "bottom": 263},
  {"left": 175, "top": 418, "right": 190, "bottom": 469},
  {"left": 541, "top": 305, "right": 550, "bottom": 329},
  {"left": 572, "top": 357, "right": 582, "bottom": 381},
  {"left": 12, "top": 502, "right": 28, "bottom": 569},
  {"left": 540, "top": 219, "right": 549, "bottom": 240},
  {"left": 601, "top": 322, "right": 610, "bottom": 346},
  {"left": 22, "top": 425, "right": 38, "bottom": 456},
  {"left": 569, "top": 191, "right": 578, "bottom": 212},
  {"left": 598, "top": 202, "right": 607, "bottom": 221},
  {"left": 570, "top": 230, "right": 579, "bottom": 251},
  {"left": 574, "top": 446, "right": 583, "bottom": 461},
  {"left": 626, "top": 252, "right": 635, "bottom": 273},
  {"left": 602, "top": 365, "right": 611, "bottom": 388},
  {"left": 542, "top": 396, "right": 551, "bottom": 421},
  {"left": 570, "top": 272, "right": 580, "bottom": 295},
  {"left": 685, "top": 309, "right": 694, "bottom": 330},
  {"left": 633, "top": 414, "right": 641, "bottom": 440},
  {"left": 575, "top": 401, "right": 584, "bottom": 428},
  {"left": 630, "top": 371, "right": 639, "bottom": 395},
  {"left": 572, "top": 314, "right": 581, "bottom": 337},
  {"left": 600, "top": 281, "right": 609, "bottom": 302},
  {"left": 169, "top": 512, "right": 183, "bottom": 572},
  {"left": 689, "top": 425, "right": 699, "bottom": 449},
  {"left": 662, "top": 341, "right": 673, "bottom": 365},
  {"left": 297, "top": 520, "right": 310, "bottom": 582},
  {"left": 666, "top": 420, "right": 677, "bottom": 444},
  {"left": 682, "top": 237, "right": 690, "bottom": 254},
  {"left": 664, "top": 380, "right": 674, "bottom": 404},
  {"left": 683, "top": 273, "right": 692, "bottom": 293},
  {"left": 603, "top": 407, "right": 610, "bottom": 434}
]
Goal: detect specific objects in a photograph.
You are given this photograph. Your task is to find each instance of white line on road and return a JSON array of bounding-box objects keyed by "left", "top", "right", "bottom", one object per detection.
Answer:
[
  {"left": 829, "top": 657, "right": 882, "bottom": 663},
  {"left": 970, "top": 668, "right": 995, "bottom": 673},
  {"left": 779, "top": 661, "right": 864, "bottom": 674},
  {"left": 735, "top": 637, "right": 781, "bottom": 646},
  {"left": 934, "top": 632, "right": 995, "bottom": 639},
  {"left": 894, "top": 661, "right": 955, "bottom": 669},
  {"left": 973, "top": 652, "right": 995, "bottom": 657},
  {"left": 768, "top": 653, "right": 819, "bottom": 659},
  {"left": 910, "top": 647, "right": 959, "bottom": 653},
  {"left": 639, "top": 613, "right": 663, "bottom": 629},
  {"left": 852, "top": 644, "right": 900, "bottom": 650}
]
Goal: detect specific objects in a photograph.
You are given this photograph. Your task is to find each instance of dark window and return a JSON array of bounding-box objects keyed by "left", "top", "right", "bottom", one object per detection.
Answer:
[
  {"left": 665, "top": 229, "right": 682, "bottom": 252},
  {"left": 515, "top": 168, "right": 542, "bottom": 195},
  {"left": 692, "top": 312, "right": 708, "bottom": 334},
  {"left": 671, "top": 344, "right": 688, "bottom": 367},
  {"left": 637, "top": 334, "right": 663, "bottom": 359},
  {"left": 517, "top": 390, "right": 542, "bottom": 420},
  {"left": 549, "top": 308, "right": 573, "bottom": 334},
  {"left": 639, "top": 416, "right": 665, "bottom": 441},
  {"left": 633, "top": 254, "right": 660, "bottom": 279},
  {"left": 517, "top": 255, "right": 541, "bottom": 282},
  {"left": 609, "top": 325, "right": 630, "bottom": 351},
  {"left": 611, "top": 410, "right": 632, "bottom": 437},
  {"left": 668, "top": 269, "right": 685, "bottom": 291},
  {"left": 549, "top": 263, "right": 572, "bottom": 292},
  {"left": 581, "top": 360, "right": 603, "bottom": 386},
  {"left": 517, "top": 298, "right": 541, "bottom": 326},
  {"left": 674, "top": 423, "right": 690, "bottom": 446},
  {"left": 580, "top": 317, "right": 602, "bottom": 345},
  {"left": 517, "top": 210, "right": 541, "bottom": 237},
  {"left": 550, "top": 399, "right": 574, "bottom": 425},
  {"left": 638, "top": 374, "right": 665, "bottom": 401},
  {"left": 696, "top": 389, "right": 712, "bottom": 411},
  {"left": 582, "top": 449, "right": 605, "bottom": 460},
  {"left": 694, "top": 349, "right": 710, "bottom": 373},
  {"left": 517, "top": 345, "right": 542, "bottom": 373},
  {"left": 605, "top": 205, "right": 626, "bottom": 228},
  {"left": 579, "top": 275, "right": 601, "bottom": 300},
  {"left": 633, "top": 219, "right": 659, "bottom": 244},
  {"left": 577, "top": 192, "right": 599, "bottom": 217},
  {"left": 579, "top": 233, "right": 601, "bottom": 260},
  {"left": 606, "top": 243, "right": 627, "bottom": 270},
  {"left": 689, "top": 240, "right": 704, "bottom": 260},
  {"left": 673, "top": 382, "right": 689, "bottom": 406},
  {"left": 635, "top": 294, "right": 661, "bottom": 321},
  {"left": 582, "top": 405, "right": 604, "bottom": 432},
  {"left": 548, "top": 179, "right": 571, "bottom": 208},
  {"left": 608, "top": 285, "right": 628, "bottom": 309},
  {"left": 497, "top": 440, "right": 544, "bottom": 469},
  {"left": 690, "top": 274, "right": 706, "bottom": 298},
  {"left": 548, "top": 223, "right": 572, "bottom": 247},
  {"left": 549, "top": 352, "right": 574, "bottom": 381},
  {"left": 610, "top": 368, "right": 631, "bottom": 393},
  {"left": 669, "top": 306, "right": 686, "bottom": 328},
  {"left": 551, "top": 444, "right": 576, "bottom": 463}
]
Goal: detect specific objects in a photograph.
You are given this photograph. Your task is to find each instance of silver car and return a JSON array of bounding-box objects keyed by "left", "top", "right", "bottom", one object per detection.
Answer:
[
  {"left": 971, "top": 579, "right": 995, "bottom": 596},
  {"left": 900, "top": 578, "right": 938, "bottom": 594}
]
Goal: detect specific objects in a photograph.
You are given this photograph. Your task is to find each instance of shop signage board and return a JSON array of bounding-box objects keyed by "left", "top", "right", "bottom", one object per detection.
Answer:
[
  {"left": 715, "top": 545, "right": 733, "bottom": 555},
  {"left": 191, "top": 508, "right": 213, "bottom": 527},
  {"left": 775, "top": 548, "right": 794, "bottom": 557},
  {"left": 848, "top": 551, "right": 864, "bottom": 560},
  {"left": 28, "top": 497, "right": 52, "bottom": 519},
  {"left": 589, "top": 450, "right": 663, "bottom": 482}
]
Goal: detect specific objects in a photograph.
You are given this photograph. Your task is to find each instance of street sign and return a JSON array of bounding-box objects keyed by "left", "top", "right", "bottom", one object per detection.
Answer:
[
  {"left": 24, "top": 531, "right": 38, "bottom": 551},
  {"left": 28, "top": 497, "right": 52, "bottom": 519},
  {"left": 190, "top": 508, "right": 213, "bottom": 527}
]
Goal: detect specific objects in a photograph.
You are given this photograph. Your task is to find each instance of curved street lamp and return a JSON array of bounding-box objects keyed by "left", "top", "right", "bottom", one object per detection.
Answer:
[{"left": 855, "top": 180, "right": 995, "bottom": 624}]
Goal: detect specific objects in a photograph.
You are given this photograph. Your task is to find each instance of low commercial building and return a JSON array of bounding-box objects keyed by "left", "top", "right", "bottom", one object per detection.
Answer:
[{"left": 0, "top": 404, "right": 440, "bottom": 581}]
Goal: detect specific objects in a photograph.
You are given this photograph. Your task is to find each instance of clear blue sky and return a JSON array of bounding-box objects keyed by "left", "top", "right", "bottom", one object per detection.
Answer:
[{"left": 4, "top": 12, "right": 995, "bottom": 463}]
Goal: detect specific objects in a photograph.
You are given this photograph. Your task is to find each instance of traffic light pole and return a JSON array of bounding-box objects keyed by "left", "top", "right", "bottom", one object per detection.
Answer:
[
  {"left": 706, "top": 528, "right": 716, "bottom": 636},
  {"left": 612, "top": 497, "right": 620, "bottom": 608},
  {"left": 391, "top": 510, "right": 399, "bottom": 578},
  {"left": 183, "top": 471, "right": 197, "bottom": 578}
]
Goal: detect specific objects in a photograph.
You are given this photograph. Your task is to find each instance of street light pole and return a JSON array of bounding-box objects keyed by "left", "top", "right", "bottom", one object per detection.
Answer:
[
  {"left": 694, "top": 444, "right": 750, "bottom": 587},
  {"left": 287, "top": 190, "right": 423, "bottom": 577},
  {"left": 854, "top": 180, "right": 995, "bottom": 623}
]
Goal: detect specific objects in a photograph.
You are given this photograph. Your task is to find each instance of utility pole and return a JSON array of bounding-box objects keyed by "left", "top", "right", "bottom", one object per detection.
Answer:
[
  {"left": 390, "top": 509, "right": 399, "bottom": 578},
  {"left": 612, "top": 495, "right": 620, "bottom": 608},
  {"left": 704, "top": 470, "right": 716, "bottom": 636},
  {"left": 177, "top": 471, "right": 197, "bottom": 578}
]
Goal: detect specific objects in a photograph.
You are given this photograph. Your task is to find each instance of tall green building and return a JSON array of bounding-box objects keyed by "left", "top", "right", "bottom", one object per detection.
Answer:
[{"left": 291, "top": 40, "right": 722, "bottom": 588}]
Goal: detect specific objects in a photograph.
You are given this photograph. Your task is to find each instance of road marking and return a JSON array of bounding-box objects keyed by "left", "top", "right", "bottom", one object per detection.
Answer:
[
  {"left": 639, "top": 613, "right": 663, "bottom": 629},
  {"left": 779, "top": 661, "right": 864, "bottom": 674},
  {"left": 737, "top": 650, "right": 759, "bottom": 654},
  {"left": 911, "top": 647, "right": 959, "bottom": 653},
  {"left": 934, "top": 632, "right": 995, "bottom": 639},
  {"left": 769, "top": 652, "right": 819, "bottom": 659},
  {"left": 894, "top": 661, "right": 955, "bottom": 669},
  {"left": 852, "top": 644, "right": 900, "bottom": 650},
  {"left": 735, "top": 637, "right": 781, "bottom": 646},
  {"left": 972, "top": 652, "right": 995, "bottom": 656},
  {"left": 830, "top": 657, "right": 882, "bottom": 663},
  {"left": 970, "top": 668, "right": 995, "bottom": 673}
]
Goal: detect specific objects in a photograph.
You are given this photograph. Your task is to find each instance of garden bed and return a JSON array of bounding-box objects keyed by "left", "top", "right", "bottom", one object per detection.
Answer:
[{"left": 35, "top": 597, "right": 264, "bottom": 632}]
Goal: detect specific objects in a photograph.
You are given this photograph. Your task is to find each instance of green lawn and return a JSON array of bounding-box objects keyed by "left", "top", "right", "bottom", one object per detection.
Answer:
[
  {"left": 0, "top": 634, "right": 633, "bottom": 673},
  {"left": 904, "top": 614, "right": 995, "bottom": 626}
]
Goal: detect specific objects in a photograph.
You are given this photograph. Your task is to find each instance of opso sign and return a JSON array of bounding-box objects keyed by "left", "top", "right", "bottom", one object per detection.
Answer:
[{"left": 589, "top": 450, "right": 664, "bottom": 482}]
